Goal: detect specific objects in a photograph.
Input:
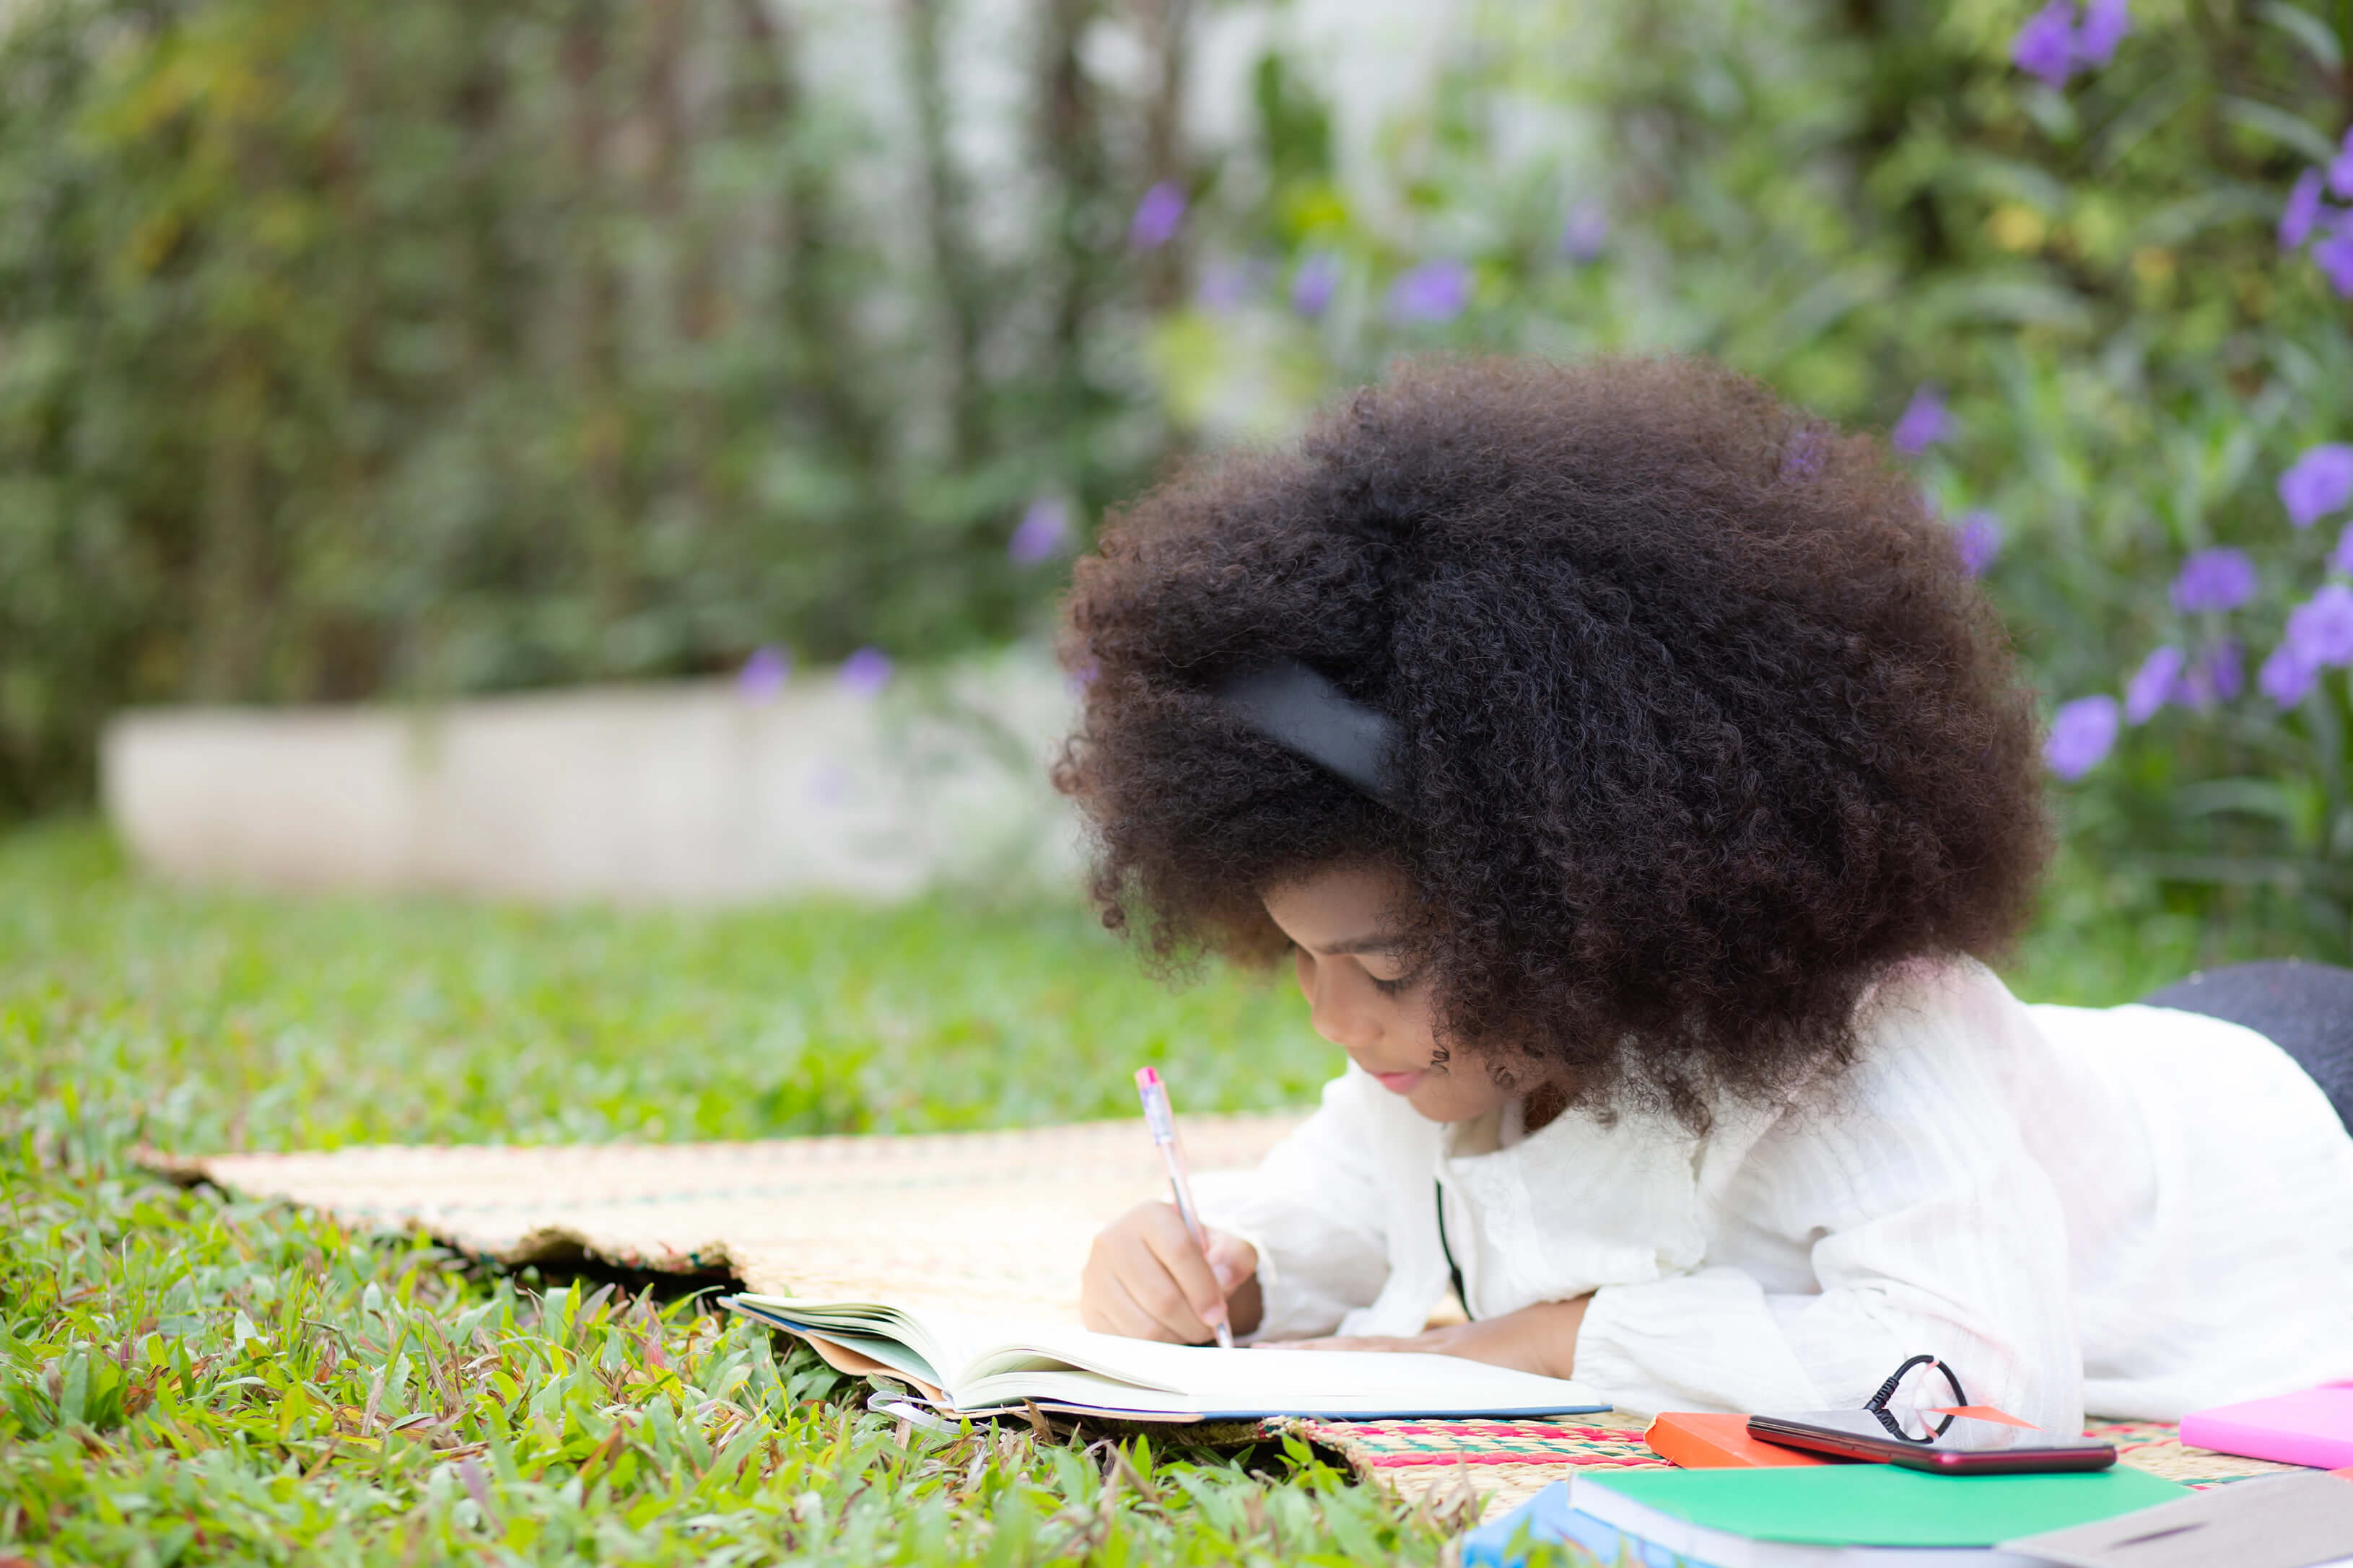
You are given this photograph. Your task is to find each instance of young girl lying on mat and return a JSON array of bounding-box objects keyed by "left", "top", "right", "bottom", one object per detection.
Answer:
[{"left": 1056, "top": 356, "right": 2353, "bottom": 1432}]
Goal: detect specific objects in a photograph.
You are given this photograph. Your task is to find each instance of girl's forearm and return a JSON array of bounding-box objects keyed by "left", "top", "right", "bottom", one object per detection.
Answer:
[
  {"left": 1431, "top": 1295, "right": 1591, "bottom": 1381},
  {"left": 1260, "top": 1293, "right": 1592, "bottom": 1379}
]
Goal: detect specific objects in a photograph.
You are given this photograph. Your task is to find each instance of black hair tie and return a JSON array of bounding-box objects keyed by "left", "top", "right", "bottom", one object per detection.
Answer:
[{"left": 1864, "top": 1354, "right": 1969, "bottom": 1442}]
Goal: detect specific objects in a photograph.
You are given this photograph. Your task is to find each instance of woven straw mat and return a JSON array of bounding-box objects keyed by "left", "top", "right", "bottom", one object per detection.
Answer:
[
  {"left": 136, "top": 1123, "right": 2305, "bottom": 1524},
  {"left": 138, "top": 1116, "right": 1306, "bottom": 1320}
]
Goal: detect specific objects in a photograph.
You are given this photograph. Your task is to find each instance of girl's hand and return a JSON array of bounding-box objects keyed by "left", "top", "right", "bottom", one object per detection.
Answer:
[
  {"left": 1281, "top": 1295, "right": 1590, "bottom": 1383},
  {"left": 1081, "top": 1201, "right": 1263, "bottom": 1344}
]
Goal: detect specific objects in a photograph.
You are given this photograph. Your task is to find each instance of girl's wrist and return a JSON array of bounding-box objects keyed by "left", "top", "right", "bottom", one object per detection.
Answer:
[{"left": 1535, "top": 1294, "right": 1592, "bottom": 1382}]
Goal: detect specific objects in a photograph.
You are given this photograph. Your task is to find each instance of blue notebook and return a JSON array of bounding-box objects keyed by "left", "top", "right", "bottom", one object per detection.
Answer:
[{"left": 1459, "top": 1483, "right": 1641, "bottom": 1568}]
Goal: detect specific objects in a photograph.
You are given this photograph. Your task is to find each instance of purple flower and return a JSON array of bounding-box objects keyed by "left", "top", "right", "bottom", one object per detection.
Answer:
[
  {"left": 2183, "top": 640, "right": 2245, "bottom": 706},
  {"left": 837, "top": 646, "right": 894, "bottom": 698},
  {"left": 2315, "top": 218, "right": 2353, "bottom": 297},
  {"left": 2044, "top": 694, "right": 2121, "bottom": 780},
  {"left": 2330, "top": 129, "right": 2353, "bottom": 201},
  {"left": 2202, "top": 644, "right": 2240, "bottom": 705},
  {"left": 2012, "top": 0, "right": 2077, "bottom": 88},
  {"left": 2287, "top": 584, "right": 2353, "bottom": 667},
  {"left": 2170, "top": 547, "right": 2258, "bottom": 613},
  {"left": 2279, "top": 444, "right": 2353, "bottom": 527},
  {"left": 737, "top": 645, "right": 791, "bottom": 701},
  {"left": 1558, "top": 201, "right": 1610, "bottom": 263},
  {"left": 1127, "top": 182, "right": 1186, "bottom": 250},
  {"left": 1890, "top": 384, "right": 1953, "bottom": 456},
  {"left": 2074, "top": 0, "right": 2130, "bottom": 66},
  {"left": 1291, "top": 252, "right": 1340, "bottom": 317},
  {"left": 2210, "top": 641, "right": 2247, "bottom": 701},
  {"left": 1955, "top": 510, "right": 2002, "bottom": 577},
  {"left": 2282, "top": 169, "right": 2328, "bottom": 252},
  {"left": 2124, "top": 645, "right": 2183, "bottom": 724},
  {"left": 1009, "top": 496, "right": 1071, "bottom": 565},
  {"left": 2334, "top": 522, "right": 2353, "bottom": 575},
  {"left": 2261, "top": 641, "right": 2320, "bottom": 708},
  {"left": 1388, "top": 260, "right": 1472, "bottom": 324}
]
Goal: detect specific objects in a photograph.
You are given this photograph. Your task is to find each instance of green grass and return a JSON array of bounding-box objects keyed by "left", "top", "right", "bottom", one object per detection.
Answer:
[
  {"left": 0, "top": 824, "right": 1437, "bottom": 1567},
  {"left": 0, "top": 820, "right": 2282, "bottom": 1565}
]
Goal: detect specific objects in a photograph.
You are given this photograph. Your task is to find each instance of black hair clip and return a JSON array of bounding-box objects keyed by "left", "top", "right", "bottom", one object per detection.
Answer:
[{"left": 1214, "top": 659, "right": 1403, "bottom": 811}]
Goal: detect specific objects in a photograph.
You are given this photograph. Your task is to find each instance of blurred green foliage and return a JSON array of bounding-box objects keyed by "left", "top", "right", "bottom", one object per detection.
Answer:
[
  {"left": 1160, "top": 0, "right": 2353, "bottom": 959},
  {"left": 5, "top": 0, "right": 2353, "bottom": 957},
  {"left": 0, "top": 0, "right": 1159, "bottom": 813}
]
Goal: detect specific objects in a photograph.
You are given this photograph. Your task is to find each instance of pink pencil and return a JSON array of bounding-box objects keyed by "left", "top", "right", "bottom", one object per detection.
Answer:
[{"left": 1133, "top": 1066, "right": 1234, "bottom": 1349}]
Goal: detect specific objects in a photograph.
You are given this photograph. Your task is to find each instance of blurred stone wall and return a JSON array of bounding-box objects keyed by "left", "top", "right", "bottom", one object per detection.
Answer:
[{"left": 100, "top": 648, "right": 1082, "bottom": 905}]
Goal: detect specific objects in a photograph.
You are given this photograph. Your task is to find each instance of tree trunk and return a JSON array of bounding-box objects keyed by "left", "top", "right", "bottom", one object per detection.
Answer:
[
  {"left": 1036, "top": 0, "right": 1108, "bottom": 424},
  {"left": 563, "top": 0, "right": 632, "bottom": 654},
  {"left": 901, "top": 0, "right": 987, "bottom": 465}
]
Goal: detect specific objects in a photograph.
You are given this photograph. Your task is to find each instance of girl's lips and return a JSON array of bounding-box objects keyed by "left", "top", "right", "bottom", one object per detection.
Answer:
[{"left": 1370, "top": 1069, "right": 1426, "bottom": 1095}]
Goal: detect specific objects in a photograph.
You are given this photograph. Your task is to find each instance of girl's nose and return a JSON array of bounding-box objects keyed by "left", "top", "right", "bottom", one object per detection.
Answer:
[{"left": 1301, "top": 961, "right": 1383, "bottom": 1052}]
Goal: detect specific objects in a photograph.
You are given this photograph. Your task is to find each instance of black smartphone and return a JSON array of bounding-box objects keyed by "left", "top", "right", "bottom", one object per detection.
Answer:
[{"left": 1745, "top": 1409, "right": 2118, "bottom": 1474}]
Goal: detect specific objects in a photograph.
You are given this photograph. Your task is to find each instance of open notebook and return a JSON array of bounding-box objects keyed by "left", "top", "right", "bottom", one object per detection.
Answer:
[{"left": 727, "top": 1293, "right": 1611, "bottom": 1421}]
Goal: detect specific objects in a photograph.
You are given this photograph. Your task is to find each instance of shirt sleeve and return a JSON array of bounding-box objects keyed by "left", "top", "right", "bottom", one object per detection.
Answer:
[
  {"left": 1572, "top": 967, "right": 2086, "bottom": 1431},
  {"left": 1191, "top": 1066, "right": 1397, "bottom": 1341}
]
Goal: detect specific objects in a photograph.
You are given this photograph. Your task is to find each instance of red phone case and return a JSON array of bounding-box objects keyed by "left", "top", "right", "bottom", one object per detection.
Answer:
[{"left": 1745, "top": 1414, "right": 2118, "bottom": 1474}]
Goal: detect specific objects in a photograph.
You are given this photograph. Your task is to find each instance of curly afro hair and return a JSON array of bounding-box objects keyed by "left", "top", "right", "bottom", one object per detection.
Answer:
[{"left": 1053, "top": 355, "right": 2049, "bottom": 1128}]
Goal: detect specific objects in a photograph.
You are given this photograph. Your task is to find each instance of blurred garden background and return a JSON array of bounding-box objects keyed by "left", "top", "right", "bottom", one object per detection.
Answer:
[
  {"left": 6, "top": 0, "right": 2353, "bottom": 950},
  {"left": 9, "top": 0, "right": 2353, "bottom": 1561}
]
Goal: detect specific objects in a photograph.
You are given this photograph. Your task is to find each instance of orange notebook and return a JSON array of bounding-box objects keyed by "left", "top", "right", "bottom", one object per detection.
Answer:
[
  {"left": 1645, "top": 1412, "right": 1838, "bottom": 1468},
  {"left": 1646, "top": 1406, "right": 2038, "bottom": 1469}
]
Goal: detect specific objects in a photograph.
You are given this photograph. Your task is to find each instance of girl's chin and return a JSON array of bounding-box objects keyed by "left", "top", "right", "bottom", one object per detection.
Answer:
[{"left": 1405, "top": 1085, "right": 1505, "bottom": 1124}]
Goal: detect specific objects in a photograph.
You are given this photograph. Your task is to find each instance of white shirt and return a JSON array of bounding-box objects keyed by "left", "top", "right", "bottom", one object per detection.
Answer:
[{"left": 1192, "top": 958, "right": 2353, "bottom": 1428}]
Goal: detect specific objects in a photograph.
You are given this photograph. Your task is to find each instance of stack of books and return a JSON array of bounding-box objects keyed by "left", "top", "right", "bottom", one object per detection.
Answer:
[{"left": 1458, "top": 1441, "right": 2353, "bottom": 1567}]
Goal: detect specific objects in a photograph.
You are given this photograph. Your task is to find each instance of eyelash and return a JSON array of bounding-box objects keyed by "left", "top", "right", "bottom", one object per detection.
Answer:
[{"left": 1291, "top": 942, "right": 1416, "bottom": 997}]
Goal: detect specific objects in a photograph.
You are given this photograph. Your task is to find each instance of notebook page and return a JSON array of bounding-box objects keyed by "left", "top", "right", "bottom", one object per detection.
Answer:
[
  {"left": 731, "top": 1297, "right": 1607, "bottom": 1414},
  {"left": 961, "top": 1324, "right": 1605, "bottom": 1413}
]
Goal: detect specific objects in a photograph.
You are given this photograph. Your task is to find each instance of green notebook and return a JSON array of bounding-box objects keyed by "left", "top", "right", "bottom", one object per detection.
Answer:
[{"left": 1574, "top": 1465, "right": 2186, "bottom": 1562}]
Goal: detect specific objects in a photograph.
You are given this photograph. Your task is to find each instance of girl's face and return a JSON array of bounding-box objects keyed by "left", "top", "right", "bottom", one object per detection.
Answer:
[{"left": 1262, "top": 863, "right": 1519, "bottom": 1124}]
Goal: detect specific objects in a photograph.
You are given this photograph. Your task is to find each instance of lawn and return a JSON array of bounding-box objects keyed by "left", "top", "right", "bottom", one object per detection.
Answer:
[{"left": 0, "top": 821, "right": 2253, "bottom": 1565}]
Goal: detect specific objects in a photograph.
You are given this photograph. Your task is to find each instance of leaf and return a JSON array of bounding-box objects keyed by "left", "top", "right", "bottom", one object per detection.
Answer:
[
  {"left": 2219, "top": 95, "right": 2339, "bottom": 163},
  {"left": 2258, "top": 1, "right": 2344, "bottom": 71}
]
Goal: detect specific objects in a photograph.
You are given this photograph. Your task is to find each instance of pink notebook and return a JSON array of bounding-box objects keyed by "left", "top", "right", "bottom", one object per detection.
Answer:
[{"left": 2180, "top": 1381, "right": 2353, "bottom": 1468}]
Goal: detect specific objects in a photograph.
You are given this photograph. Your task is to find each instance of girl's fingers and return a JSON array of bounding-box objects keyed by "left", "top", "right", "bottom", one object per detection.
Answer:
[
  {"left": 1080, "top": 1201, "right": 1250, "bottom": 1345},
  {"left": 1083, "top": 1216, "right": 1177, "bottom": 1339},
  {"left": 1202, "top": 1229, "right": 1259, "bottom": 1295},
  {"left": 1091, "top": 1273, "right": 1172, "bottom": 1341},
  {"left": 1135, "top": 1204, "right": 1231, "bottom": 1338}
]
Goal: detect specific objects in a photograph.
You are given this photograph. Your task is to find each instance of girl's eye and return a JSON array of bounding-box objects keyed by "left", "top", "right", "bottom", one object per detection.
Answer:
[{"left": 1367, "top": 968, "right": 1418, "bottom": 997}]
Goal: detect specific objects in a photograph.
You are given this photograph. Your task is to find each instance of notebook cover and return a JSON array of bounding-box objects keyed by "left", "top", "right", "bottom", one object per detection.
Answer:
[
  {"left": 1573, "top": 1463, "right": 2186, "bottom": 1548},
  {"left": 1646, "top": 1411, "right": 1837, "bottom": 1468},
  {"left": 1456, "top": 1484, "right": 1639, "bottom": 1568},
  {"left": 2001, "top": 1469, "right": 2353, "bottom": 1568},
  {"left": 2179, "top": 1380, "right": 2353, "bottom": 1468}
]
